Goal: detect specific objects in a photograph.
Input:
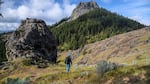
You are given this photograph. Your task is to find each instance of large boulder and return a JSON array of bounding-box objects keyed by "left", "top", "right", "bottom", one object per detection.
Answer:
[{"left": 6, "top": 18, "right": 57, "bottom": 63}]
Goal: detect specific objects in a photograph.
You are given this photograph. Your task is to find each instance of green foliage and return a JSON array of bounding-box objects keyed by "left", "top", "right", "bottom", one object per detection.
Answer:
[
  {"left": 92, "top": 65, "right": 147, "bottom": 83},
  {"left": 82, "top": 50, "right": 88, "bottom": 55},
  {"left": 49, "top": 8, "right": 145, "bottom": 50},
  {"left": 23, "top": 57, "right": 49, "bottom": 68},
  {"left": 0, "top": 35, "right": 7, "bottom": 64},
  {"left": 2, "top": 77, "right": 30, "bottom": 84}
]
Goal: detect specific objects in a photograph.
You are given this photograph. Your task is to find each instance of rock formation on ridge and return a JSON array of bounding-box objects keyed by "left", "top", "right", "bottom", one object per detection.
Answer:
[
  {"left": 6, "top": 18, "right": 57, "bottom": 63},
  {"left": 70, "top": 1, "right": 99, "bottom": 20}
]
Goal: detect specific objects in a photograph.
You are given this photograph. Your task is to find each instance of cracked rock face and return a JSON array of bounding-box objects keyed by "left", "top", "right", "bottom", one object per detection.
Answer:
[
  {"left": 70, "top": 1, "right": 99, "bottom": 20},
  {"left": 6, "top": 18, "right": 57, "bottom": 63}
]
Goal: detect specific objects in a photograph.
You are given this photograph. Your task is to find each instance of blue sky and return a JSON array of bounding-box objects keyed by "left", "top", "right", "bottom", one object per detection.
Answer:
[{"left": 0, "top": 0, "right": 150, "bottom": 31}]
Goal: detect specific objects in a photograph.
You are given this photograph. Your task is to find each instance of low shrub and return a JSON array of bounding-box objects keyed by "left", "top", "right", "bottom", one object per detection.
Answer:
[
  {"left": 22, "top": 58, "right": 49, "bottom": 68},
  {"left": 2, "top": 77, "right": 30, "bottom": 84},
  {"left": 96, "top": 60, "right": 118, "bottom": 77}
]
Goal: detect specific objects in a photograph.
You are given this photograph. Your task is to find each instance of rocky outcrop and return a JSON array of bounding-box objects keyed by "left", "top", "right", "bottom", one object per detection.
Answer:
[
  {"left": 70, "top": 1, "right": 99, "bottom": 20},
  {"left": 6, "top": 18, "right": 57, "bottom": 63}
]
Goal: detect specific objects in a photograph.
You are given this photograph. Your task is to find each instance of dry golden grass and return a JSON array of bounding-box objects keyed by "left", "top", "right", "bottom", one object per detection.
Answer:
[{"left": 0, "top": 28, "right": 150, "bottom": 83}]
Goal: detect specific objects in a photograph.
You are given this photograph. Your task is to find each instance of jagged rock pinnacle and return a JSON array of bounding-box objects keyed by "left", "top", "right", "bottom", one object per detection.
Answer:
[{"left": 70, "top": 1, "right": 99, "bottom": 20}]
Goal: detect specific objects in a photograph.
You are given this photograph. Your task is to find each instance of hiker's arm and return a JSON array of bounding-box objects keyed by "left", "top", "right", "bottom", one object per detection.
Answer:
[{"left": 70, "top": 59, "right": 72, "bottom": 64}]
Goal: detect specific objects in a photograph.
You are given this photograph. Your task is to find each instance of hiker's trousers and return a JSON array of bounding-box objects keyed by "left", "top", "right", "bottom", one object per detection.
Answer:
[{"left": 66, "top": 64, "right": 70, "bottom": 72}]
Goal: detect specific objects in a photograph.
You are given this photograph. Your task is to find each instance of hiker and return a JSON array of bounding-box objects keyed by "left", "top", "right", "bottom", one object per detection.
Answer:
[{"left": 64, "top": 51, "right": 72, "bottom": 73}]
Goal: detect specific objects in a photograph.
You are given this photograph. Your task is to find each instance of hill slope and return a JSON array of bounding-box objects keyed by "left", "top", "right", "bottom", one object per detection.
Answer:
[
  {"left": 50, "top": 7, "right": 145, "bottom": 50},
  {"left": 71, "top": 27, "right": 150, "bottom": 65},
  {"left": 0, "top": 27, "right": 150, "bottom": 84}
]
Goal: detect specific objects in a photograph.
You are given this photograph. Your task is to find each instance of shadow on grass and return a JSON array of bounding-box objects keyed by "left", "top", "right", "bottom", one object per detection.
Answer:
[{"left": 138, "top": 65, "right": 150, "bottom": 83}]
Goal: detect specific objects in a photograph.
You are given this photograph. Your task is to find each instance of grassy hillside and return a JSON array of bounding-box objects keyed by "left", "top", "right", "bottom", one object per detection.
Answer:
[
  {"left": 50, "top": 8, "right": 145, "bottom": 50},
  {"left": 0, "top": 54, "right": 150, "bottom": 84},
  {"left": 71, "top": 28, "right": 150, "bottom": 65},
  {"left": 0, "top": 28, "right": 150, "bottom": 83}
]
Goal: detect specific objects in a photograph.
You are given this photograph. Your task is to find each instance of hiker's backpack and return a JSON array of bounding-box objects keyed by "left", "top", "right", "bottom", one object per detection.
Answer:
[{"left": 65, "top": 57, "right": 71, "bottom": 64}]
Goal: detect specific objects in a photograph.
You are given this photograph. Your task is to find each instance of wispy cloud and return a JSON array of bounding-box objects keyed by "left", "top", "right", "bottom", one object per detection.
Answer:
[
  {"left": 101, "top": 0, "right": 112, "bottom": 3},
  {"left": 110, "top": 0, "right": 150, "bottom": 25},
  {"left": 0, "top": 0, "right": 76, "bottom": 31},
  {"left": 0, "top": 23, "right": 19, "bottom": 31}
]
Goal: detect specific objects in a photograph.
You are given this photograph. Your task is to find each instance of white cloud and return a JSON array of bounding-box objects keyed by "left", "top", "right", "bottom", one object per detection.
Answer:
[
  {"left": 63, "top": 0, "right": 76, "bottom": 16},
  {"left": 0, "top": 0, "right": 76, "bottom": 31},
  {"left": 0, "top": 23, "right": 19, "bottom": 31},
  {"left": 46, "top": 3, "right": 63, "bottom": 20},
  {"left": 17, "top": 5, "right": 30, "bottom": 19}
]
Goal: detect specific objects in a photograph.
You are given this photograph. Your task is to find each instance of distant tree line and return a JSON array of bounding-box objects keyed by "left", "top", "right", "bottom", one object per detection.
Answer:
[{"left": 49, "top": 8, "right": 145, "bottom": 50}]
